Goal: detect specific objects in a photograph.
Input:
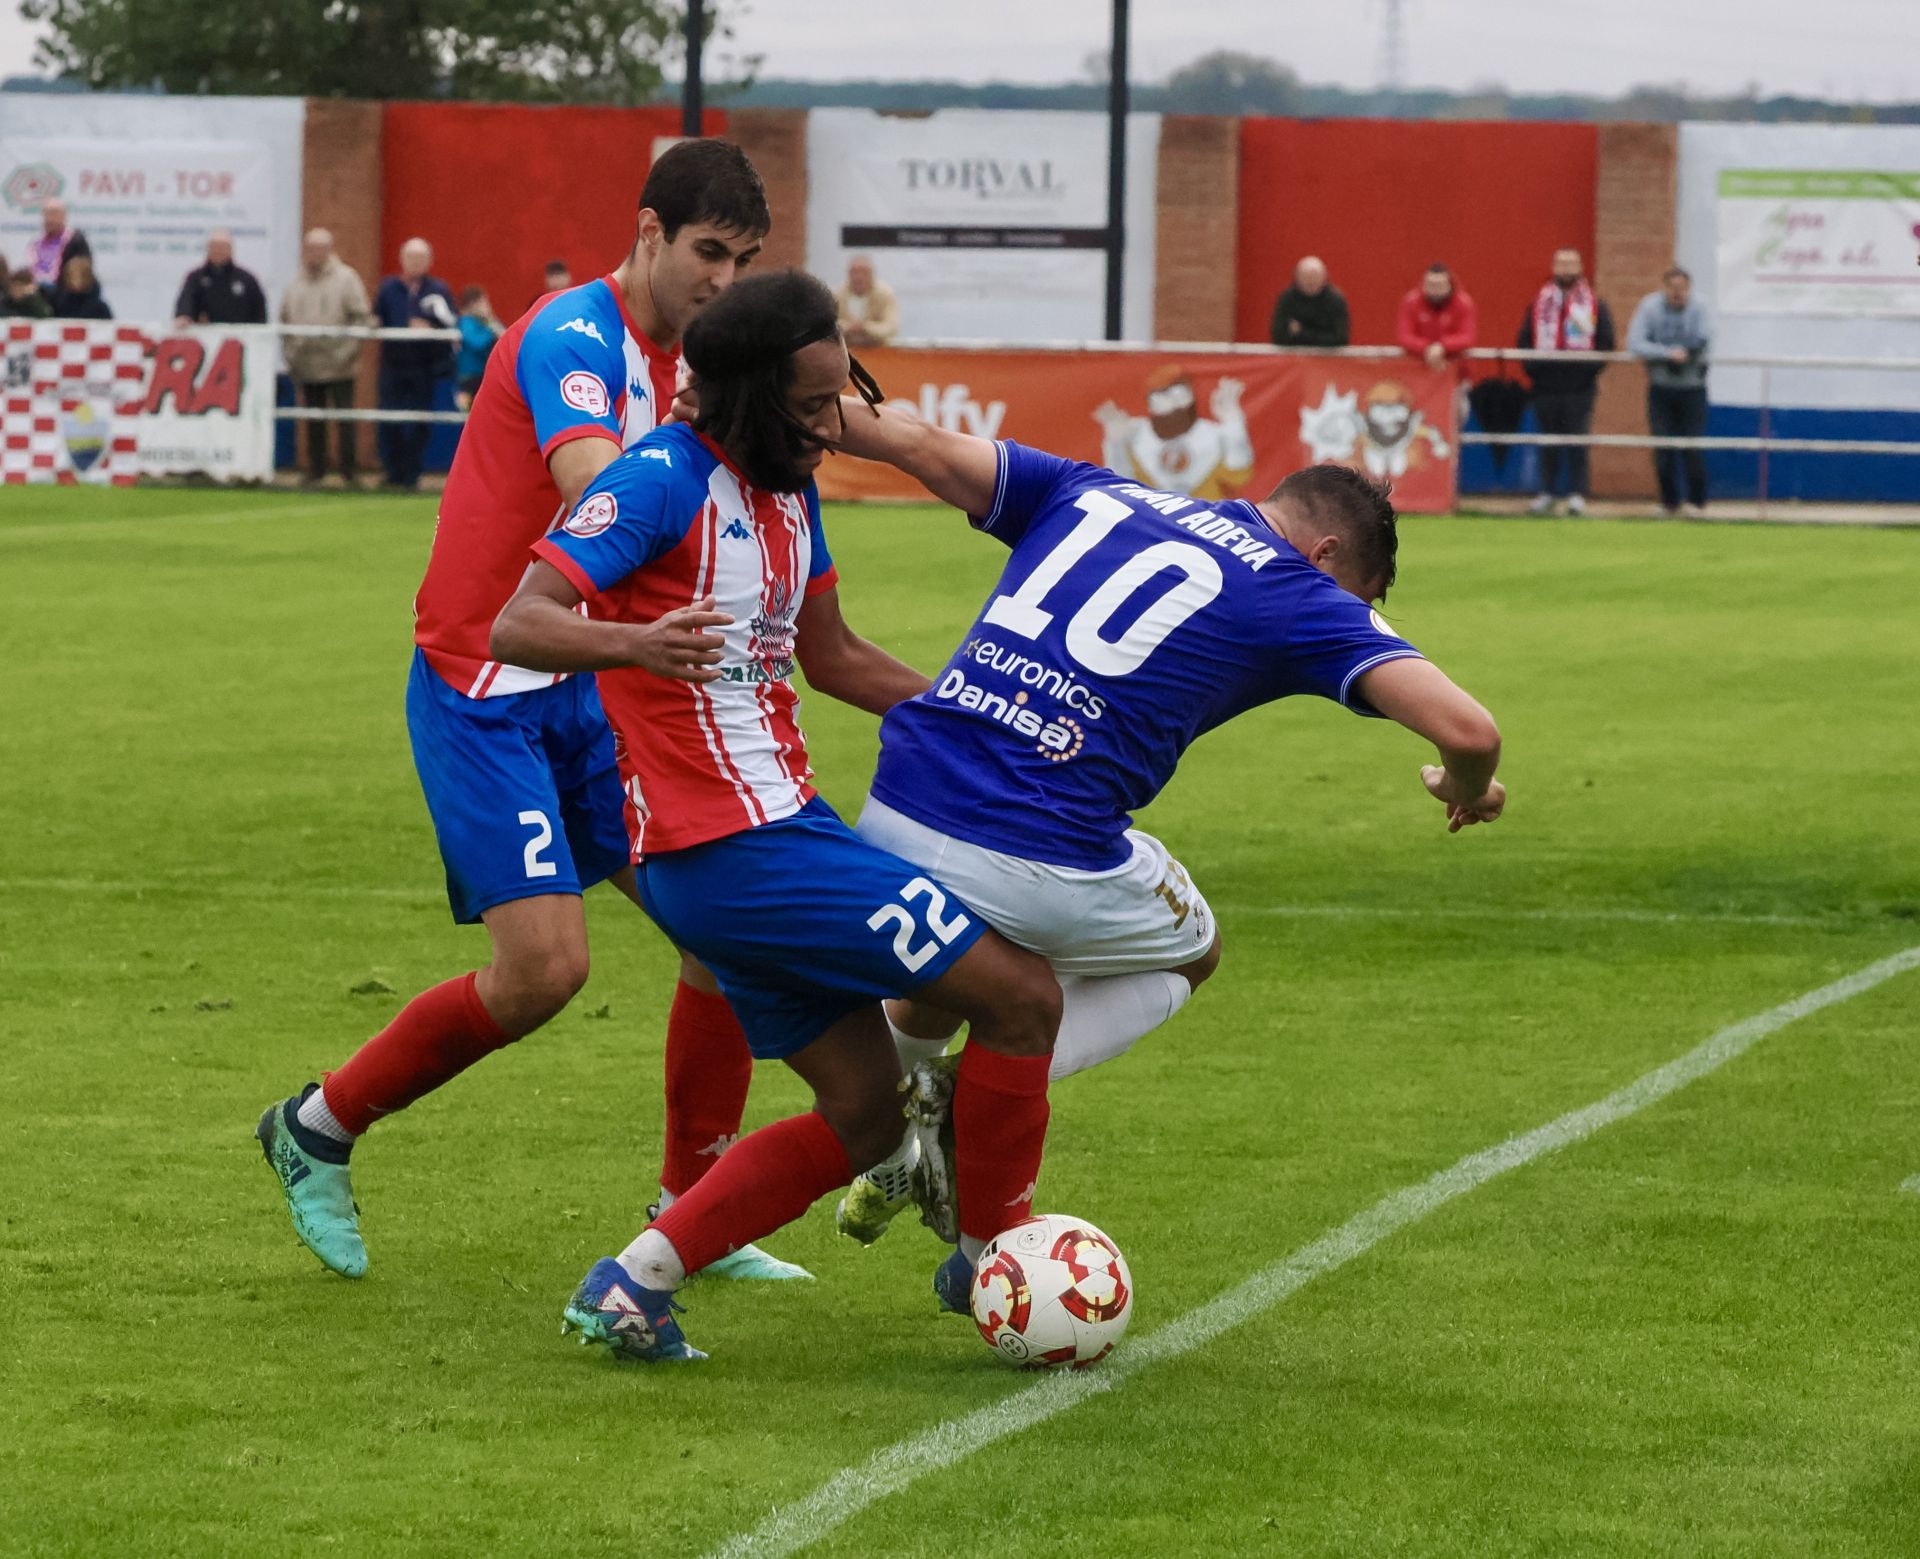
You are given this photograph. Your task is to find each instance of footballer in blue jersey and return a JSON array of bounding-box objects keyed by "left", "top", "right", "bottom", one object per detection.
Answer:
[{"left": 830, "top": 405, "right": 1506, "bottom": 1278}]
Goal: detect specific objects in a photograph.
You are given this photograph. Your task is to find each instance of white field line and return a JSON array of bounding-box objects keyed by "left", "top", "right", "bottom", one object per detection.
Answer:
[
  {"left": 708, "top": 944, "right": 1920, "bottom": 1559},
  {"left": 0, "top": 875, "right": 1862, "bottom": 930},
  {"left": 1901, "top": 1176, "right": 1920, "bottom": 1197}
]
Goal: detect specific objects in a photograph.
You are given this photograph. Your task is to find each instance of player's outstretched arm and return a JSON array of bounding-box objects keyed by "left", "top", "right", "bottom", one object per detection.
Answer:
[
  {"left": 491, "top": 562, "right": 732, "bottom": 681},
  {"left": 794, "top": 585, "right": 932, "bottom": 716},
  {"left": 835, "top": 397, "right": 1000, "bottom": 516},
  {"left": 1355, "top": 657, "right": 1506, "bottom": 833}
]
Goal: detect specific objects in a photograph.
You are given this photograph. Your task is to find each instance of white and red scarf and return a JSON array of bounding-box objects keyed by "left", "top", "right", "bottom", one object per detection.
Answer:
[{"left": 1532, "top": 278, "right": 1598, "bottom": 351}]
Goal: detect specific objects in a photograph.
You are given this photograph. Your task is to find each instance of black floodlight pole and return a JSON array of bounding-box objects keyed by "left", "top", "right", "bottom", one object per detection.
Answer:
[
  {"left": 683, "top": 0, "right": 706, "bottom": 137},
  {"left": 1104, "top": 0, "right": 1131, "bottom": 341}
]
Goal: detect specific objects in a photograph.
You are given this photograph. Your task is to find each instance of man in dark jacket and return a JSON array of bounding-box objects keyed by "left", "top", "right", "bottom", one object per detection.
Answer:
[
  {"left": 172, "top": 231, "right": 268, "bottom": 326},
  {"left": 1517, "top": 247, "right": 1615, "bottom": 515},
  {"left": 2, "top": 267, "right": 52, "bottom": 318},
  {"left": 372, "top": 237, "right": 457, "bottom": 489},
  {"left": 1269, "top": 256, "right": 1351, "bottom": 350}
]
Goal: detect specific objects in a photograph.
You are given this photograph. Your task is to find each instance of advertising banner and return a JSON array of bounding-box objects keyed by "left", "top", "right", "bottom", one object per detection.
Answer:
[
  {"left": 817, "top": 349, "right": 1457, "bottom": 513},
  {"left": 2, "top": 320, "right": 278, "bottom": 484},
  {"left": 0, "top": 94, "right": 305, "bottom": 328},
  {"left": 806, "top": 108, "right": 1160, "bottom": 344},
  {"left": 1716, "top": 168, "right": 1920, "bottom": 318}
]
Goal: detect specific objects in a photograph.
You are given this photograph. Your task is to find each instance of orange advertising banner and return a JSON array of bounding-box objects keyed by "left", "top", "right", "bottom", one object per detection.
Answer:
[{"left": 818, "top": 347, "right": 1458, "bottom": 513}]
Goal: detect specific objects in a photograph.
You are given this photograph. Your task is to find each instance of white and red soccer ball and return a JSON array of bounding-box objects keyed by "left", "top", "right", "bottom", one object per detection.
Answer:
[{"left": 969, "top": 1213, "right": 1133, "bottom": 1369}]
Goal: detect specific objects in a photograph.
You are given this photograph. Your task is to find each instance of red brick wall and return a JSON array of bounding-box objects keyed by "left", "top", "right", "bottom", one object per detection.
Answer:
[
  {"left": 1154, "top": 116, "right": 1239, "bottom": 343},
  {"left": 300, "top": 99, "right": 384, "bottom": 470},
  {"left": 1590, "top": 123, "right": 1678, "bottom": 499},
  {"left": 727, "top": 109, "right": 808, "bottom": 274}
]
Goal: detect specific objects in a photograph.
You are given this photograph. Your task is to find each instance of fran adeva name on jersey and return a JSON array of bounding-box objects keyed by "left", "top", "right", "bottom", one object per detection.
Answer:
[{"left": 1109, "top": 482, "right": 1280, "bottom": 571}]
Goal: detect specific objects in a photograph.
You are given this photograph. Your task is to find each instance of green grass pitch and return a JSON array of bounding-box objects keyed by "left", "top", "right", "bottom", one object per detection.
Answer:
[{"left": 2, "top": 486, "right": 1917, "bottom": 1557}]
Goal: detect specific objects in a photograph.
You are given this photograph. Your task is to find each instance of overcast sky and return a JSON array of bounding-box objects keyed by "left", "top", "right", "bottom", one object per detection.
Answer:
[{"left": 2, "top": 0, "right": 1916, "bottom": 102}]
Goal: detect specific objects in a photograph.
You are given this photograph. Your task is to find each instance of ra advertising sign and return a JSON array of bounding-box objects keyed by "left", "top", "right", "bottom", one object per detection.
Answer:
[
  {"left": 816, "top": 348, "right": 1458, "bottom": 514},
  {"left": 806, "top": 109, "right": 1161, "bottom": 345},
  {"left": 1, "top": 321, "right": 278, "bottom": 484},
  {"left": 1716, "top": 168, "right": 1920, "bottom": 318}
]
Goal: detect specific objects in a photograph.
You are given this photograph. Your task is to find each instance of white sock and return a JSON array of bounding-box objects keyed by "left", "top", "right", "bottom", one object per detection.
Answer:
[
  {"left": 296, "top": 1086, "right": 356, "bottom": 1144},
  {"left": 959, "top": 1234, "right": 987, "bottom": 1264},
  {"left": 1048, "top": 971, "right": 1192, "bottom": 1082},
  {"left": 887, "top": 1006, "right": 957, "bottom": 1072},
  {"left": 616, "top": 1227, "right": 687, "bottom": 1292}
]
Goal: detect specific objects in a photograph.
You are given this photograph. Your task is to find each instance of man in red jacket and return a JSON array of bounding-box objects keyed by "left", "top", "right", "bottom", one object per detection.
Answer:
[{"left": 1397, "top": 263, "right": 1478, "bottom": 372}]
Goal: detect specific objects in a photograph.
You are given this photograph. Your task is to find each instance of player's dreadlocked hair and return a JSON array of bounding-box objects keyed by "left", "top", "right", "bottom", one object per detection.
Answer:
[
  {"left": 639, "top": 138, "right": 770, "bottom": 239},
  {"left": 1271, "top": 463, "right": 1400, "bottom": 598},
  {"left": 684, "top": 269, "right": 884, "bottom": 494}
]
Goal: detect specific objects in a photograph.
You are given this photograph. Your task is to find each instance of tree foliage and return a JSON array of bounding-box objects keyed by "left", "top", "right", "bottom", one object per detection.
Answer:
[{"left": 20, "top": 0, "right": 744, "bottom": 104}]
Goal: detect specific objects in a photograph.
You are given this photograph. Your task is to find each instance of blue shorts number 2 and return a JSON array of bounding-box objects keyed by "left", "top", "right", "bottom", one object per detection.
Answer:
[{"left": 406, "top": 648, "right": 632, "bottom": 924}]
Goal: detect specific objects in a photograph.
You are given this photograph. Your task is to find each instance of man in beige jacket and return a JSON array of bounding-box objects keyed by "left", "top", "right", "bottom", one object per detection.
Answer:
[
  {"left": 834, "top": 254, "right": 900, "bottom": 348},
  {"left": 280, "top": 228, "right": 372, "bottom": 485}
]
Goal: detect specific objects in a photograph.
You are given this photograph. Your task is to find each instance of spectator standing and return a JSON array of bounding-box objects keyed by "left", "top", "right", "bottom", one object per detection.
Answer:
[
  {"left": 372, "top": 237, "right": 456, "bottom": 490},
  {"left": 543, "top": 259, "right": 573, "bottom": 294},
  {"left": 1268, "top": 256, "right": 1351, "bottom": 349},
  {"left": 26, "top": 198, "right": 89, "bottom": 291},
  {"left": 1396, "top": 263, "right": 1477, "bottom": 370},
  {"left": 1517, "top": 247, "right": 1615, "bottom": 516},
  {"left": 173, "top": 229, "right": 268, "bottom": 326},
  {"left": 834, "top": 254, "right": 899, "bottom": 347},
  {"left": 454, "top": 285, "right": 503, "bottom": 409},
  {"left": 280, "top": 227, "right": 372, "bottom": 487},
  {"left": 3, "top": 267, "right": 52, "bottom": 318},
  {"left": 1628, "top": 266, "right": 1713, "bottom": 517},
  {"left": 49, "top": 253, "right": 110, "bottom": 319}
]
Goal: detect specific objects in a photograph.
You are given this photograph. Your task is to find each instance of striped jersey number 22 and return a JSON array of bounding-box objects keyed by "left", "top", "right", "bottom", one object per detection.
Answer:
[
  {"left": 982, "top": 490, "right": 1224, "bottom": 675},
  {"left": 869, "top": 877, "right": 971, "bottom": 974}
]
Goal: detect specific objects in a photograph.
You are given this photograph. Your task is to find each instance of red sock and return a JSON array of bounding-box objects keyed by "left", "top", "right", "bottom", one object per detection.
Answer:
[
  {"left": 954, "top": 1045, "right": 1051, "bottom": 1241},
  {"left": 650, "top": 1112, "right": 849, "bottom": 1275},
  {"left": 321, "top": 972, "right": 509, "bottom": 1135},
  {"left": 659, "top": 980, "right": 754, "bottom": 1197}
]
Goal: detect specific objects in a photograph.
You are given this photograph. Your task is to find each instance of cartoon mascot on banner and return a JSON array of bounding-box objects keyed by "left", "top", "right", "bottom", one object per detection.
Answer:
[
  {"left": 1298, "top": 380, "right": 1451, "bottom": 482},
  {"left": 1094, "top": 364, "right": 1256, "bottom": 499}
]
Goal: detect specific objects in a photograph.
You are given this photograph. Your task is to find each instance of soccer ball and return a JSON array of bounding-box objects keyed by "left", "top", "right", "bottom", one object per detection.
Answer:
[{"left": 969, "top": 1213, "right": 1133, "bottom": 1369}]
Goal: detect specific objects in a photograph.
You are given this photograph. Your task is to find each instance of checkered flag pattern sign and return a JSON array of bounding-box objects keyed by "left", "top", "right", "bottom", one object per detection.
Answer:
[{"left": 2, "top": 322, "right": 152, "bottom": 485}]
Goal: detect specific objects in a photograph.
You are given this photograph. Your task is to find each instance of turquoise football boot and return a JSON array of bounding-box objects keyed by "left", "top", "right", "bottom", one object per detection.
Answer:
[
  {"left": 563, "top": 1258, "right": 706, "bottom": 1362},
  {"left": 256, "top": 1084, "right": 367, "bottom": 1279},
  {"left": 644, "top": 1203, "right": 812, "bottom": 1281}
]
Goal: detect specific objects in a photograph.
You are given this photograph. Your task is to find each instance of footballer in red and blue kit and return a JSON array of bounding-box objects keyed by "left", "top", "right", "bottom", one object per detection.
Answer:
[
  {"left": 533, "top": 420, "right": 989, "bottom": 1057},
  {"left": 870, "top": 440, "right": 1428, "bottom": 869},
  {"left": 406, "top": 275, "right": 682, "bottom": 921}
]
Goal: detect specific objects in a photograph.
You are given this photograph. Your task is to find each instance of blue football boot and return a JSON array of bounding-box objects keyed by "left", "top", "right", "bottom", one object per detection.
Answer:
[
  {"left": 934, "top": 1246, "right": 975, "bottom": 1317},
  {"left": 256, "top": 1084, "right": 367, "bottom": 1279},
  {"left": 562, "top": 1258, "right": 706, "bottom": 1363}
]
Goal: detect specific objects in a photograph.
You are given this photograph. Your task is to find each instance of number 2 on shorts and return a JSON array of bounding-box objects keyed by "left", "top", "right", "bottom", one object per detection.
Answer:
[
  {"left": 518, "top": 809, "right": 558, "bottom": 880},
  {"left": 869, "top": 876, "right": 971, "bottom": 973}
]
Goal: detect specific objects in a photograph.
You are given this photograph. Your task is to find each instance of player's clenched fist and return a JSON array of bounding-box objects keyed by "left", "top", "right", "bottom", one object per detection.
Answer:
[
  {"left": 627, "top": 594, "right": 733, "bottom": 682},
  {"left": 1421, "top": 765, "right": 1506, "bottom": 832}
]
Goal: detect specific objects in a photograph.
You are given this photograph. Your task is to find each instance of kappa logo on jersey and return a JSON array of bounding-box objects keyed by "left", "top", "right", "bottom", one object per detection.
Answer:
[
  {"left": 561, "top": 371, "right": 611, "bottom": 417},
  {"left": 629, "top": 378, "right": 651, "bottom": 404},
  {"left": 557, "top": 316, "right": 610, "bottom": 347},
  {"left": 721, "top": 518, "right": 752, "bottom": 541},
  {"left": 637, "top": 447, "right": 673, "bottom": 466},
  {"left": 564, "top": 492, "right": 618, "bottom": 538}
]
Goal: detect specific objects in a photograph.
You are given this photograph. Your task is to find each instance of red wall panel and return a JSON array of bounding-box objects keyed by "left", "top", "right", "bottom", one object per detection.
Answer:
[
  {"left": 1235, "top": 120, "right": 1599, "bottom": 354},
  {"left": 380, "top": 103, "right": 724, "bottom": 322}
]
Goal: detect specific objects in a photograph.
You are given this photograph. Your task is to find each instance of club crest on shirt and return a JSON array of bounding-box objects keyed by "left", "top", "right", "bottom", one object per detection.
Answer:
[
  {"left": 561, "top": 371, "right": 610, "bottom": 417},
  {"left": 564, "top": 492, "right": 618, "bottom": 538},
  {"left": 745, "top": 580, "right": 798, "bottom": 681}
]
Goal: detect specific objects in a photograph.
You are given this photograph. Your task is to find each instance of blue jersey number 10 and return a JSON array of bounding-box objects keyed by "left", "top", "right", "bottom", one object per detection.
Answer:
[{"left": 982, "top": 491, "right": 1223, "bottom": 677}]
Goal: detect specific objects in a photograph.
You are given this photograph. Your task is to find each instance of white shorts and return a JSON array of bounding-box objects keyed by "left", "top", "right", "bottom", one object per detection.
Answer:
[{"left": 856, "top": 795, "right": 1216, "bottom": 978}]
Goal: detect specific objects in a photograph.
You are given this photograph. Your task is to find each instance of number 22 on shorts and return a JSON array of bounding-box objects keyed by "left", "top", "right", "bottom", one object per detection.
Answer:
[{"left": 868, "top": 877, "right": 971, "bottom": 973}]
